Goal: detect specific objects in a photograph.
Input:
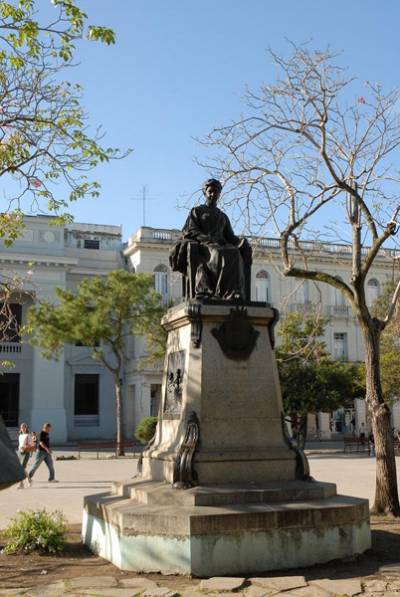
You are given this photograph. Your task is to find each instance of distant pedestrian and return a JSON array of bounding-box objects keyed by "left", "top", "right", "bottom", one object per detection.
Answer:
[
  {"left": 17, "top": 423, "right": 36, "bottom": 489},
  {"left": 351, "top": 417, "right": 356, "bottom": 434},
  {"left": 359, "top": 422, "right": 366, "bottom": 445},
  {"left": 27, "top": 423, "right": 58, "bottom": 484}
]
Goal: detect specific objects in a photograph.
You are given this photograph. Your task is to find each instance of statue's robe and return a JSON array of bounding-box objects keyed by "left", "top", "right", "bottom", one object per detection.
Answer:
[{"left": 171, "top": 204, "right": 250, "bottom": 300}]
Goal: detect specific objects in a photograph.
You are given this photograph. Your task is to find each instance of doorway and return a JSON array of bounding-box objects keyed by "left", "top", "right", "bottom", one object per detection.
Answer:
[{"left": 0, "top": 373, "right": 20, "bottom": 426}]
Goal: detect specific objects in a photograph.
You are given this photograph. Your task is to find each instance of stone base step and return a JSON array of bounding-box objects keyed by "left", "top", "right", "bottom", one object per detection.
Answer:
[
  {"left": 83, "top": 481, "right": 371, "bottom": 575},
  {"left": 112, "top": 478, "right": 337, "bottom": 506}
]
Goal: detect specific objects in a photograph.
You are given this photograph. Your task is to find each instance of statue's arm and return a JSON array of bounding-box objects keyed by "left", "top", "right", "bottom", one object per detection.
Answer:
[{"left": 223, "top": 213, "right": 252, "bottom": 263}]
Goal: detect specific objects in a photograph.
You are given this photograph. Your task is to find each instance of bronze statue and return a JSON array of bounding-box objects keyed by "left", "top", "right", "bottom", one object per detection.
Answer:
[{"left": 170, "top": 179, "right": 252, "bottom": 300}]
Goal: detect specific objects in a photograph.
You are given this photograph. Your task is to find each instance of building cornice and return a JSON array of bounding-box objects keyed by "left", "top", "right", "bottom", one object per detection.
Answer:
[{"left": 0, "top": 253, "right": 78, "bottom": 268}]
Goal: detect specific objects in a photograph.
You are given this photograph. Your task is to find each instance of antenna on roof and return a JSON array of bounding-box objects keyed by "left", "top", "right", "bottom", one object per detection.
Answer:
[{"left": 131, "top": 185, "right": 157, "bottom": 226}]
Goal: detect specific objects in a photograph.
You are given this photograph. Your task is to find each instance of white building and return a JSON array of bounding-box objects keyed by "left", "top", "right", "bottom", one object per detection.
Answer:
[
  {"left": 1, "top": 218, "right": 399, "bottom": 442},
  {"left": 0, "top": 216, "right": 123, "bottom": 443}
]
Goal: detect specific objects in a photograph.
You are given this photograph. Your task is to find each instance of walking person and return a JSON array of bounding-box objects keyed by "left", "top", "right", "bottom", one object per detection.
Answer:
[
  {"left": 17, "top": 423, "right": 36, "bottom": 489},
  {"left": 27, "top": 423, "right": 58, "bottom": 483},
  {"left": 359, "top": 422, "right": 367, "bottom": 445}
]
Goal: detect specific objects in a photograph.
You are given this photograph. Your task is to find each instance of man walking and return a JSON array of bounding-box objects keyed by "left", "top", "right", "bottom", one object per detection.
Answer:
[{"left": 27, "top": 423, "right": 58, "bottom": 484}]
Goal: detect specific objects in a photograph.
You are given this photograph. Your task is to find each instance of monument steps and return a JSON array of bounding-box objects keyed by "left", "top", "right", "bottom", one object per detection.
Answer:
[{"left": 85, "top": 480, "right": 369, "bottom": 536}]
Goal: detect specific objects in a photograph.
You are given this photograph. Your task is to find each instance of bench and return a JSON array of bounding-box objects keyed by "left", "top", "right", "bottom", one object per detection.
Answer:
[
  {"left": 76, "top": 440, "right": 141, "bottom": 459},
  {"left": 343, "top": 436, "right": 369, "bottom": 453}
]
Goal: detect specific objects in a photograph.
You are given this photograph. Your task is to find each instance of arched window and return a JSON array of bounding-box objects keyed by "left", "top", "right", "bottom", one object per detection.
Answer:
[
  {"left": 154, "top": 264, "right": 168, "bottom": 303},
  {"left": 255, "top": 270, "right": 270, "bottom": 303},
  {"left": 367, "top": 278, "right": 380, "bottom": 305}
]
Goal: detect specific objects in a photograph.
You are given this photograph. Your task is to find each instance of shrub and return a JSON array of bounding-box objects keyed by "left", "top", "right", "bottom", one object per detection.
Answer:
[
  {"left": 3, "top": 509, "right": 66, "bottom": 554},
  {"left": 134, "top": 416, "right": 158, "bottom": 444}
]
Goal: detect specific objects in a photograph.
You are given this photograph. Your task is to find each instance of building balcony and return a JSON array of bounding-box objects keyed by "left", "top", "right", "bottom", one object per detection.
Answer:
[
  {"left": 329, "top": 305, "right": 351, "bottom": 318},
  {"left": 287, "top": 302, "right": 318, "bottom": 314},
  {"left": 0, "top": 342, "right": 23, "bottom": 355}
]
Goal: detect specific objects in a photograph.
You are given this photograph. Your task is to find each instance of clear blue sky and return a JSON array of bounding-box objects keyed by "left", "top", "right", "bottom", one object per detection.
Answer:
[{"left": 38, "top": 1, "right": 400, "bottom": 239}]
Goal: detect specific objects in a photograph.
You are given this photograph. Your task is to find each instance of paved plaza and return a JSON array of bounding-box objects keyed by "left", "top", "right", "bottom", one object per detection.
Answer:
[
  {"left": 0, "top": 449, "right": 385, "bottom": 528},
  {"left": 2, "top": 449, "right": 400, "bottom": 596}
]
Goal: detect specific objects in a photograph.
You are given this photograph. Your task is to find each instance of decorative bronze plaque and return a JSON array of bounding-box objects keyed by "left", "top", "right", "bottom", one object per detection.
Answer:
[
  {"left": 164, "top": 350, "right": 186, "bottom": 417},
  {"left": 211, "top": 306, "right": 259, "bottom": 360}
]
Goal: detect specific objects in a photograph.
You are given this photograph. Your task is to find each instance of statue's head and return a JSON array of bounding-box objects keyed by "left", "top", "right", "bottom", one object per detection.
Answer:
[{"left": 202, "top": 178, "right": 222, "bottom": 207}]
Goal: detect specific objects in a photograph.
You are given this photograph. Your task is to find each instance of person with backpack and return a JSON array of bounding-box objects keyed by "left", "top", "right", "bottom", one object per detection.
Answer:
[{"left": 27, "top": 422, "right": 58, "bottom": 484}]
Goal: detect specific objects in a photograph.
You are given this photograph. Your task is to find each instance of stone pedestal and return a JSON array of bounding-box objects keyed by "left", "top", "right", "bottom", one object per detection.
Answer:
[
  {"left": 83, "top": 301, "right": 371, "bottom": 575},
  {"left": 142, "top": 302, "right": 296, "bottom": 484}
]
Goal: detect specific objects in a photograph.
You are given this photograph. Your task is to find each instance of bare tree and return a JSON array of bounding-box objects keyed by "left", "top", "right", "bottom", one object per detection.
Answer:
[{"left": 200, "top": 43, "right": 400, "bottom": 515}]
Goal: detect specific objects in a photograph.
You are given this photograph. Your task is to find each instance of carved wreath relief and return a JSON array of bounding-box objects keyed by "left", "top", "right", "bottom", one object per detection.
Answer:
[{"left": 163, "top": 350, "right": 186, "bottom": 417}]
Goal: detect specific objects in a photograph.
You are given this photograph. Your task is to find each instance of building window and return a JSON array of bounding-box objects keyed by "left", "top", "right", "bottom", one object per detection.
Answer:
[
  {"left": 334, "top": 277, "right": 346, "bottom": 307},
  {"left": 84, "top": 239, "right": 100, "bottom": 250},
  {"left": 154, "top": 264, "right": 168, "bottom": 303},
  {"left": 255, "top": 270, "right": 270, "bottom": 302},
  {"left": 74, "top": 374, "right": 99, "bottom": 421},
  {"left": 367, "top": 278, "right": 380, "bottom": 305},
  {"left": 333, "top": 333, "right": 348, "bottom": 360},
  {"left": 0, "top": 303, "right": 22, "bottom": 343},
  {"left": 0, "top": 373, "right": 19, "bottom": 426}
]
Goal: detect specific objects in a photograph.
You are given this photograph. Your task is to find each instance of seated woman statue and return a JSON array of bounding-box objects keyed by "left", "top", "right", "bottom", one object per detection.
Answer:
[{"left": 170, "top": 178, "right": 252, "bottom": 300}]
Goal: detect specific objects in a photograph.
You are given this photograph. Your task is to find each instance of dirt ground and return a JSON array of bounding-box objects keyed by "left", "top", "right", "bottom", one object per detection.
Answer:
[{"left": 1, "top": 517, "right": 400, "bottom": 590}]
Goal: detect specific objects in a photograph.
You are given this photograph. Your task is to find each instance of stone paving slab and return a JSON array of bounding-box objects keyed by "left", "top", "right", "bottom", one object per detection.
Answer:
[
  {"left": 199, "top": 578, "right": 246, "bottom": 592},
  {"left": 24, "top": 584, "right": 67, "bottom": 597},
  {"left": 250, "top": 577, "right": 307, "bottom": 591},
  {"left": 310, "top": 578, "right": 362, "bottom": 595},
  {"left": 8, "top": 570, "right": 400, "bottom": 597},
  {"left": 118, "top": 578, "right": 159, "bottom": 590},
  {"left": 362, "top": 579, "right": 388, "bottom": 592},
  {"left": 67, "top": 575, "right": 119, "bottom": 589}
]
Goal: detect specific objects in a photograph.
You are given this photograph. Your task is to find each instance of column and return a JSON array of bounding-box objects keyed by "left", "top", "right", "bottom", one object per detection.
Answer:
[
  {"left": 317, "top": 412, "right": 331, "bottom": 439},
  {"left": 354, "top": 398, "right": 367, "bottom": 433},
  {"left": 391, "top": 401, "right": 400, "bottom": 431},
  {"left": 124, "top": 384, "right": 136, "bottom": 439},
  {"left": 30, "top": 345, "right": 67, "bottom": 443}
]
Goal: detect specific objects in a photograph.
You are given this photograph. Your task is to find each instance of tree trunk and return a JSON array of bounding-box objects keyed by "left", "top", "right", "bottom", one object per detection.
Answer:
[
  {"left": 363, "top": 323, "right": 400, "bottom": 515},
  {"left": 115, "top": 378, "right": 125, "bottom": 457}
]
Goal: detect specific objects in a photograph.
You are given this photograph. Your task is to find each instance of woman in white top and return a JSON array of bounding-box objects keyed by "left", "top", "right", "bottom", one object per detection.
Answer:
[{"left": 17, "top": 423, "right": 36, "bottom": 488}]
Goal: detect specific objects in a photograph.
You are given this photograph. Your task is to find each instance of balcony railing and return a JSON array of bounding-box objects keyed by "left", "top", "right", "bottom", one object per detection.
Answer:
[
  {"left": 329, "top": 305, "right": 350, "bottom": 318},
  {"left": 0, "top": 343, "right": 22, "bottom": 354},
  {"left": 287, "top": 302, "right": 317, "bottom": 314}
]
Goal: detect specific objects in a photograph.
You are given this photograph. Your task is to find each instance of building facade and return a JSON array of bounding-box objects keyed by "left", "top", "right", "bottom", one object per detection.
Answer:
[
  {"left": 1, "top": 218, "right": 399, "bottom": 442},
  {"left": 0, "top": 217, "right": 124, "bottom": 442}
]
